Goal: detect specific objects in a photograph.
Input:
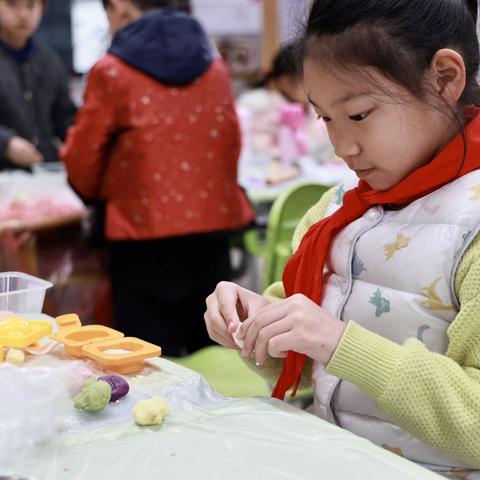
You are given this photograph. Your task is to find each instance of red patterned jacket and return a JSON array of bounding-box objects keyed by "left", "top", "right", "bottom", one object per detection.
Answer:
[{"left": 62, "top": 54, "right": 253, "bottom": 240}]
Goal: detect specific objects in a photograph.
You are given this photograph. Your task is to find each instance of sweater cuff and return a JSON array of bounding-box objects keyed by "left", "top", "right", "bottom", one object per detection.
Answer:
[{"left": 325, "top": 321, "right": 403, "bottom": 400}]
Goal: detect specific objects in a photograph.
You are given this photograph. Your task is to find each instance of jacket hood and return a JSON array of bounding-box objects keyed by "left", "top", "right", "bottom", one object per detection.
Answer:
[{"left": 109, "top": 9, "right": 213, "bottom": 85}]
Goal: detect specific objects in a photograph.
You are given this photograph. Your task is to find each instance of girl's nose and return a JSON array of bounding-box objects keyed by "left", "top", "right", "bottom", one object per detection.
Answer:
[{"left": 334, "top": 136, "right": 362, "bottom": 160}]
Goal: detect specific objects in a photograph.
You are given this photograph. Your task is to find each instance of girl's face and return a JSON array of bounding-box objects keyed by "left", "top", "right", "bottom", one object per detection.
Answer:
[
  {"left": 0, "top": 0, "right": 43, "bottom": 49},
  {"left": 303, "top": 59, "right": 459, "bottom": 191}
]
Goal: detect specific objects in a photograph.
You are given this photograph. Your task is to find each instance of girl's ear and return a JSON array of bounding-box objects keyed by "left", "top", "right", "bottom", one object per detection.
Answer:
[{"left": 430, "top": 49, "right": 467, "bottom": 106}]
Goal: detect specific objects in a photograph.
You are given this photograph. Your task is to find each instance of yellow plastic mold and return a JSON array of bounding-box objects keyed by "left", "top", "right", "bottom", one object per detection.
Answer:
[
  {"left": 82, "top": 338, "right": 162, "bottom": 374},
  {"left": 50, "top": 314, "right": 124, "bottom": 358},
  {"left": 0, "top": 315, "right": 52, "bottom": 348},
  {"left": 51, "top": 314, "right": 161, "bottom": 372}
]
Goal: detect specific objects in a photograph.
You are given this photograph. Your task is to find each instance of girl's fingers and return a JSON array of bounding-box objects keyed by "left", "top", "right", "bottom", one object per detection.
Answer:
[
  {"left": 205, "top": 292, "right": 239, "bottom": 349},
  {"left": 266, "top": 331, "right": 292, "bottom": 359},
  {"left": 251, "top": 319, "right": 292, "bottom": 365},
  {"left": 215, "top": 282, "right": 241, "bottom": 327},
  {"left": 238, "top": 300, "right": 287, "bottom": 338},
  {"left": 241, "top": 303, "right": 289, "bottom": 357}
]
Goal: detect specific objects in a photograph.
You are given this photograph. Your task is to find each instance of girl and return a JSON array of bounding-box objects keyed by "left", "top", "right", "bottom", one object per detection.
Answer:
[{"left": 204, "top": 0, "right": 480, "bottom": 477}]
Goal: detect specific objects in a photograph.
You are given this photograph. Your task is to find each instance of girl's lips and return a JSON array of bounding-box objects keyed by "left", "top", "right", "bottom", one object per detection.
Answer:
[{"left": 355, "top": 168, "right": 375, "bottom": 179}]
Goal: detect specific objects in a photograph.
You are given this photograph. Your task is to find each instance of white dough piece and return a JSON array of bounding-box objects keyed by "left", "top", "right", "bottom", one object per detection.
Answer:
[{"left": 232, "top": 327, "right": 244, "bottom": 349}]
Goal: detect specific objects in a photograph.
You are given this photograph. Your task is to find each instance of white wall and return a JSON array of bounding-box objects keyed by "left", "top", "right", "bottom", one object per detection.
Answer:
[
  {"left": 71, "top": 0, "right": 109, "bottom": 73},
  {"left": 279, "top": 0, "right": 310, "bottom": 43},
  {"left": 193, "top": 0, "right": 261, "bottom": 36}
]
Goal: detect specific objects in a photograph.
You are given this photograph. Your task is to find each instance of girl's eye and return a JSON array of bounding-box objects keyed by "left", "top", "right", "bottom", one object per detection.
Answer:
[
  {"left": 349, "top": 112, "right": 370, "bottom": 122},
  {"left": 317, "top": 115, "right": 331, "bottom": 123}
]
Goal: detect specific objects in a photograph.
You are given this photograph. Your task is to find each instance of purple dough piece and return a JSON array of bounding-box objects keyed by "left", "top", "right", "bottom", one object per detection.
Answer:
[{"left": 97, "top": 375, "right": 130, "bottom": 401}]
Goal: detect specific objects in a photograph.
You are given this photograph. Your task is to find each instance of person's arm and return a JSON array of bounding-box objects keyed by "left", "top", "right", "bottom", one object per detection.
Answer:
[
  {"left": 61, "top": 61, "right": 117, "bottom": 200},
  {"left": 326, "top": 233, "right": 480, "bottom": 467},
  {"left": 243, "top": 187, "right": 338, "bottom": 386}
]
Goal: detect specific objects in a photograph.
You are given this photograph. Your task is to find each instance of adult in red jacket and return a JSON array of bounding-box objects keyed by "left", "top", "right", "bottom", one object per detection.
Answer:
[{"left": 62, "top": 0, "right": 254, "bottom": 356}]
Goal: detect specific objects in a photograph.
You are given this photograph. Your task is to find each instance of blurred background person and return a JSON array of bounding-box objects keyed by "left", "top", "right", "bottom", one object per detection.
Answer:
[
  {"left": 62, "top": 0, "right": 254, "bottom": 356},
  {"left": 0, "top": 0, "right": 76, "bottom": 171},
  {"left": 237, "top": 40, "right": 331, "bottom": 161}
]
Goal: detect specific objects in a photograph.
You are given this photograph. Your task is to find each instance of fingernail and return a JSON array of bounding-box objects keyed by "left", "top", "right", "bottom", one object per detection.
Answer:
[{"left": 255, "top": 360, "right": 263, "bottom": 367}]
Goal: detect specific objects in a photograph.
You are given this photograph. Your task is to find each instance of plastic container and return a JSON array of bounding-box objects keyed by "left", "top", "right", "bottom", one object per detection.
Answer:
[{"left": 0, "top": 272, "right": 52, "bottom": 314}]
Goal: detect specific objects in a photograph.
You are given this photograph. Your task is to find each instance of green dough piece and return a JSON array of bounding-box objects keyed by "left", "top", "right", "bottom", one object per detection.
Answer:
[
  {"left": 133, "top": 397, "right": 169, "bottom": 426},
  {"left": 74, "top": 379, "right": 112, "bottom": 412}
]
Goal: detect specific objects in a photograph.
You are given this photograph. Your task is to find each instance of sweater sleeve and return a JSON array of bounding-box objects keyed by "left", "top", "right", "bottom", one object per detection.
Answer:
[
  {"left": 61, "top": 61, "right": 117, "bottom": 201},
  {"left": 242, "top": 186, "right": 337, "bottom": 387},
  {"left": 326, "top": 233, "right": 480, "bottom": 467}
]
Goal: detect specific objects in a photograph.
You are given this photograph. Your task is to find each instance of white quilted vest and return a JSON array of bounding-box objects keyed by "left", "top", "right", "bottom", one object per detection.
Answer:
[{"left": 311, "top": 170, "right": 480, "bottom": 475}]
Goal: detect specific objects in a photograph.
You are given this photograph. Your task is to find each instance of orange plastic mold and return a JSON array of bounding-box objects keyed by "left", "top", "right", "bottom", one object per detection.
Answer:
[
  {"left": 51, "top": 314, "right": 161, "bottom": 372},
  {"left": 51, "top": 314, "right": 124, "bottom": 358},
  {"left": 82, "top": 337, "right": 162, "bottom": 374}
]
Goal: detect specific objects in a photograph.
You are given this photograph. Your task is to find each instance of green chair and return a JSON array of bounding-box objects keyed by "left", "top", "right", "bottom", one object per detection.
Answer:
[{"left": 261, "top": 182, "right": 330, "bottom": 290}]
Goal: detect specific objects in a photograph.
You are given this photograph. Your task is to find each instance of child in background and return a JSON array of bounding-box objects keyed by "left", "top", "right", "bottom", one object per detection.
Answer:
[
  {"left": 237, "top": 41, "right": 331, "bottom": 160},
  {"left": 0, "top": 0, "right": 76, "bottom": 170},
  {"left": 205, "top": 0, "right": 480, "bottom": 476},
  {"left": 62, "top": 0, "right": 254, "bottom": 356}
]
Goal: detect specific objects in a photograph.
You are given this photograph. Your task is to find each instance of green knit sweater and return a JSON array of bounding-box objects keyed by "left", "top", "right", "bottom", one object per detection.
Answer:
[{"left": 251, "top": 187, "right": 480, "bottom": 467}]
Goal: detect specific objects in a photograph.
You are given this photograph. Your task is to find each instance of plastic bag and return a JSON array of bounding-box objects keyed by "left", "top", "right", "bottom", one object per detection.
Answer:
[{"left": 0, "top": 364, "right": 71, "bottom": 464}]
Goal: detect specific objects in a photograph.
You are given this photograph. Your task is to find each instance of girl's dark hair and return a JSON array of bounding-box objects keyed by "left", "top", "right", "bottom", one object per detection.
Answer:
[
  {"left": 256, "top": 41, "right": 302, "bottom": 88},
  {"left": 303, "top": 0, "right": 480, "bottom": 109},
  {"left": 102, "top": 0, "right": 191, "bottom": 13},
  {"left": 272, "top": 42, "right": 302, "bottom": 81}
]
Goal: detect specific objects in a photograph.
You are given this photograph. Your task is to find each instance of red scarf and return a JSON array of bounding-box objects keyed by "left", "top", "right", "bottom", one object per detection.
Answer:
[{"left": 273, "top": 106, "right": 480, "bottom": 400}]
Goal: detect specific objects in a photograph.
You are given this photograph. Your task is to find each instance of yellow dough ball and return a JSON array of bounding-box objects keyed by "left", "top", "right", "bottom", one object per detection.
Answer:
[{"left": 133, "top": 397, "right": 169, "bottom": 426}]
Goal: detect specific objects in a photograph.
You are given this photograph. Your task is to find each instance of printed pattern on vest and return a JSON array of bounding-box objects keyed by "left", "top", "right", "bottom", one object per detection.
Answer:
[{"left": 311, "top": 170, "right": 480, "bottom": 472}]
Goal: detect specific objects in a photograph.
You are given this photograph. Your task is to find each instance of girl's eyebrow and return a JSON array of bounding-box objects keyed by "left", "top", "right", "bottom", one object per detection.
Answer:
[{"left": 307, "top": 92, "right": 371, "bottom": 109}]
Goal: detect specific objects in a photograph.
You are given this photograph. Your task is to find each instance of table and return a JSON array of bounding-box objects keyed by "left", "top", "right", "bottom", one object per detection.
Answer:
[
  {"left": 3, "top": 356, "right": 441, "bottom": 480},
  {"left": 239, "top": 154, "right": 354, "bottom": 227},
  {"left": 0, "top": 167, "right": 86, "bottom": 275},
  {"left": 239, "top": 154, "right": 354, "bottom": 204}
]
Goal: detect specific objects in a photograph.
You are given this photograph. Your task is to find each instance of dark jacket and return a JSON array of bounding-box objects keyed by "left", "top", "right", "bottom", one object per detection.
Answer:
[{"left": 0, "top": 39, "right": 77, "bottom": 170}]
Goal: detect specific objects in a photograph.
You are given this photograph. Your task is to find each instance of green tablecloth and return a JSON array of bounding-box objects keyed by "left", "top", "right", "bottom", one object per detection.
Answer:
[{"left": 4, "top": 357, "right": 443, "bottom": 480}]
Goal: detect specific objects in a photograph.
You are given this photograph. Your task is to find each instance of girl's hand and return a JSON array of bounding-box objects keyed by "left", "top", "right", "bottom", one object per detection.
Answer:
[
  {"left": 204, "top": 281, "right": 272, "bottom": 349},
  {"left": 237, "top": 294, "right": 346, "bottom": 366}
]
